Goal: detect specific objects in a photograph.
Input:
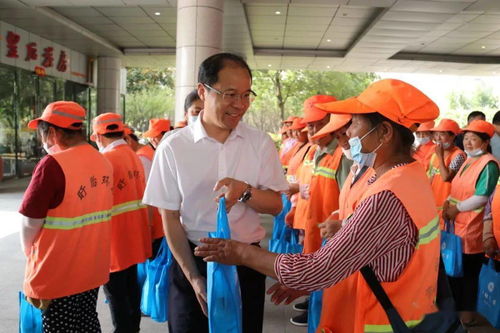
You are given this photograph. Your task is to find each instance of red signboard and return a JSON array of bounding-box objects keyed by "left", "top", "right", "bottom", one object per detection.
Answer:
[{"left": 6, "top": 31, "right": 20, "bottom": 58}]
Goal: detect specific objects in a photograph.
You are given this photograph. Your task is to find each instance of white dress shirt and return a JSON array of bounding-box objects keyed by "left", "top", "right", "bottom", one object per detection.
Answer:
[{"left": 143, "top": 116, "right": 288, "bottom": 244}]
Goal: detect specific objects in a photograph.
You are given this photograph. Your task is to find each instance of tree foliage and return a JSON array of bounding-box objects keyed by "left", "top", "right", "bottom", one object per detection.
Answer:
[
  {"left": 126, "top": 87, "right": 175, "bottom": 132},
  {"left": 126, "top": 67, "right": 175, "bottom": 94},
  {"left": 447, "top": 84, "right": 499, "bottom": 125}
]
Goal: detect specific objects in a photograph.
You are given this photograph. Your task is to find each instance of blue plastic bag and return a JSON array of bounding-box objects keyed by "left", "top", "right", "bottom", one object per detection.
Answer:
[
  {"left": 207, "top": 197, "right": 242, "bottom": 333},
  {"left": 308, "top": 290, "right": 323, "bottom": 333},
  {"left": 440, "top": 220, "right": 463, "bottom": 278},
  {"left": 269, "top": 194, "right": 303, "bottom": 254},
  {"left": 140, "top": 238, "right": 171, "bottom": 322},
  {"left": 19, "top": 292, "right": 42, "bottom": 333},
  {"left": 477, "top": 259, "right": 500, "bottom": 328},
  {"left": 137, "top": 260, "right": 148, "bottom": 289}
]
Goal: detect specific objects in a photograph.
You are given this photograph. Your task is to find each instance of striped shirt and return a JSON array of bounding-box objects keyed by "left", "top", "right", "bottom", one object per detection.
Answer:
[{"left": 275, "top": 165, "right": 418, "bottom": 292}]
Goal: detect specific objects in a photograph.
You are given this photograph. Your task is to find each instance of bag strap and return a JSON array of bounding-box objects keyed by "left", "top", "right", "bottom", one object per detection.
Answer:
[
  {"left": 444, "top": 219, "right": 454, "bottom": 234},
  {"left": 360, "top": 266, "right": 412, "bottom": 333}
]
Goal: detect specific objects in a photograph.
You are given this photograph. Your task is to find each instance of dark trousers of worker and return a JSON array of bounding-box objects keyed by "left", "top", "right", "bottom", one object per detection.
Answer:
[
  {"left": 103, "top": 264, "right": 142, "bottom": 333},
  {"left": 42, "top": 288, "right": 101, "bottom": 333},
  {"left": 168, "top": 242, "right": 266, "bottom": 333},
  {"left": 448, "top": 253, "right": 486, "bottom": 311}
]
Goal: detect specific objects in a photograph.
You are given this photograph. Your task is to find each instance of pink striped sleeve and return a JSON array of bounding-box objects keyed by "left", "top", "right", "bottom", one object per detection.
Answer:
[{"left": 274, "top": 190, "right": 417, "bottom": 292}]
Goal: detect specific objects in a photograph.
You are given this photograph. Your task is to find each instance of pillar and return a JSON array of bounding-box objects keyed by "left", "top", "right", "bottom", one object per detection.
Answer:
[
  {"left": 175, "top": 0, "right": 224, "bottom": 122},
  {"left": 97, "top": 57, "right": 122, "bottom": 115}
]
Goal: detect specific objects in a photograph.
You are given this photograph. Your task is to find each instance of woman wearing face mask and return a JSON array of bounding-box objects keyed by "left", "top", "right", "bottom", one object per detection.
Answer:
[
  {"left": 195, "top": 79, "right": 442, "bottom": 333},
  {"left": 413, "top": 121, "right": 436, "bottom": 167},
  {"left": 442, "top": 119, "right": 499, "bottom": 327},
  {"left": 427, "top": 119, "right": 466, "bottom": 227}
]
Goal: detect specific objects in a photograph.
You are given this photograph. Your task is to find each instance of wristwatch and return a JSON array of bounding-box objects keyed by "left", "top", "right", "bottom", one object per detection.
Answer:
[{"left": 238, "top": 182, "right": 253, "bottom": 203}]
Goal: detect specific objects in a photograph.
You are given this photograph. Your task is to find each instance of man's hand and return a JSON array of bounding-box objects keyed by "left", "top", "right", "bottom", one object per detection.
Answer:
[
  {"left": 190, "top": 276, "right": 208, "bottom": 317},
  {"left": 484, "top": 238, "right": 499, "bottom": 259},
  {"left": 285, "top": 207, "right": 296, "bottom": 227},
  {"left": 213, "top": 177, "right": 248, "bottom": 212},
  {"left": 194, "top": 238, "right": 249, "bottom": 266},
  {"left": 318, "top": 218, "right": 342, "bottom": 239},
  {"left": 266, "top": 282, "right": 309, "bottom": 305}
]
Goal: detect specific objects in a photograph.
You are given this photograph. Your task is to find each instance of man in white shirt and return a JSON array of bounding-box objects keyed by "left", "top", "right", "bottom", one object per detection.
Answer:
[{"left": 143, "top": 53, "right": 288, "bottom": 333}]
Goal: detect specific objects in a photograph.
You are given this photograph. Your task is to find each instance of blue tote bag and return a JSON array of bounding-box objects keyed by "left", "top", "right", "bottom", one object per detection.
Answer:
[
  {"left": 308, "top": 290, "right": 323, "bottom": 333},
  {"left": 440, "top": 220, "right": 463, "bottom": 277},
  {"left": 19, "top": 292, "right": 42, "bottom": 333},
  {"left": 140, "top": 238, "right": 172, "bottom": 322},
  {"left": 207, "top": 197, "right": 242, "bottom": 333},
  {"left": 477, "top": 259, "right": 500, "bottom": 328}
]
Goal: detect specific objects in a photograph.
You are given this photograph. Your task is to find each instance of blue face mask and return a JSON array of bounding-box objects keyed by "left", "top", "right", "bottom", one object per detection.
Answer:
[{"left": 348, "top": 126, "right": 382, "bottom": 168}]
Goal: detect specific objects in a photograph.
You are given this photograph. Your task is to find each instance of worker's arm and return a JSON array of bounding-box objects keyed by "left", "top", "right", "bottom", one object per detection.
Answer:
[
  {"left": 435, "top": 145, "right": 454, "bottom": 181},
  {"left": 20, "top": 215, "right": 44, "bottom": 257},
  {"left": 160, "top": 208, "right": 208, "bottom": 316},
  {"left": 214, "top": 177, "right": 282, "bottom": 215}
]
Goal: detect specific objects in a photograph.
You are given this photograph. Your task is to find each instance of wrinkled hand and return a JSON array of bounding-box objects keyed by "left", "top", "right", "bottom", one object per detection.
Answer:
[
  {"left": 286, "top": 183, "right": 300, "bottom": 199},
  {"left": 266, "top": 282, "right": 309, "bottom": 305},
  {"left": 194, "top": 238, "right": 249, "bottom": 266},
  {"left": 318, "top": 218, "right": 342, "bottom": 239},
  {"left": 484, "top": 238, "right": 499, "bottom": 259},
  {"left": 285, "top": 207, "right": 296, "bottom": 228},
  {"left": 435, "top": 143, "right": 444, "bottom": 158},
  {"left": 213, "top": 178, "right": 249, "bottom": 212},
  {"left": 26, "top": 297, "right": 52, "bottom": 311},
  {"left": 443, "top": 202, "right": 459, "bottom": 221},
  {"left": 190, "top": 276, "right": 208, "bottom": 317}
]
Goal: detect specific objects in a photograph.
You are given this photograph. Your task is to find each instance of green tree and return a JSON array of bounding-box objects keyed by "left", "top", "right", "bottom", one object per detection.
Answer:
[
  {"left": 126, "top": 87, "right": 175, "bottom": 132},
  {"left": 446, "top": 84, "right": 499, "bottom": 125},
  {"left": 126, "top": 67, "right": 175, "bottom": 94},
  {"left": 246, "top": 70, "right": 377, "bottom": 133}
]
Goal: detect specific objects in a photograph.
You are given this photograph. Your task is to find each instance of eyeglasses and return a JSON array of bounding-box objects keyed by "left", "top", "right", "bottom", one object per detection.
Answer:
[{"left": 203, "top": 84, "right": 257, "bottom": 104}]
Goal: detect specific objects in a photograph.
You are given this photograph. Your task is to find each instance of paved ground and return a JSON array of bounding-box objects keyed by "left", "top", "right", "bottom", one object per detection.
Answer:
[
  {"left": 0, "top": 177, "right": 305, "bottom": 333},
  {"left": 1, "top": 177, "right": 499, "bottom": 333}
]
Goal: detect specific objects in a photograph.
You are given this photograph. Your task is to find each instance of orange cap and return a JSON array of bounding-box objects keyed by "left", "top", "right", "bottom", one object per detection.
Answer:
[
  {"left": 431, "top": 119, "right": 461, "bottom": 135},
  {"left": 289, "top": 118, "right": 306, "bottom": 130},
  {"left": 124, "top": 124, "right": 134, "bottom": 136},
  {"left": 463, "top": 120, "right": 495, "bottom": 138},
  {"left": 174, "top": 120, "right": 187, "bottom": 129},
  {"left": 416, "top": 121, "right": 435, "bottom": 132},
  {"left": 311, "top": 114, "right": 352, "bottom": 140},
  {"left": 143, "top": 118, "right": 171, "bottom": 138},
  {"left": 91, "top": 113, "right": 125, "bottom": 141},
  {"left": 28, "top": 101, "right": 85, "bottom": 130},
  {"left": 282, "top": 116, "right": 297, "bottom": 124},
  {"left": 303, "top": 95, "right": 337, "bottom": 123},
  {"left": 314, "top": 79, "right": 439, "bottom": 130}
]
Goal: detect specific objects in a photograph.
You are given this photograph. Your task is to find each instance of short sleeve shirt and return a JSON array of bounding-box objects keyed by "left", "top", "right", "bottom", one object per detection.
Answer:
[
  {"left": 143, "top": 117, "right": 289, "bottom": 244},
  {"left": 19, "top": 155, "right": 65, "bottom": 218}
]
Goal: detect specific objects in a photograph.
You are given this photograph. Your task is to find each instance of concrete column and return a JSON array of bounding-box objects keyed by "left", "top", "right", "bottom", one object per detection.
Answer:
[
  {"left": 175, "top": 0, "right": 224, "bottom": 121},
  {"left": 97, "top": 57, "right": 121, "bottom": 115}
]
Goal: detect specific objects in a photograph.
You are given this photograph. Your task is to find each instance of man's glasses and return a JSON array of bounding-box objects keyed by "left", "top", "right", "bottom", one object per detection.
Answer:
[{"left": 203, "top": 83, "right": 257, "bottom": 104}]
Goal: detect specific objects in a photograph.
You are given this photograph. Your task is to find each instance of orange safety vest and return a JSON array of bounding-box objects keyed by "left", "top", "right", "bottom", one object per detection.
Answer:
[
  {"left": 303, "top": 146, "right": 343, "bottom": 254},
  {"left": 317, "top": 167, "right": 374, "bottom": 333},
  {"left": 103, "top": 144, "right": 152, "bottom": 272},
  {"left": 491, "top": 179, "right": 500, "bottom": 259},
  {"left": 449, "top": 153, "right": 498, "bottom": 254},
  {"left": 294, "top": 146, "right": 318, "bottom": 230},
  {"left": 136, "top": 144, "right": 155, "bottom": 161},
  {"left": 427, "top": 147, "right": 466, "bottom": 228},
  {"left": 286, "top": 142, "right": 311, "bottom": 183},
  {"left": 413, "top": 141, "right": 435, "bottom": 168},
  {"left": 24, "top": 144, "right": 114, "bottom": 299},
  {"left": 136, "top": 144, "right": 164, "bottom": 240}
]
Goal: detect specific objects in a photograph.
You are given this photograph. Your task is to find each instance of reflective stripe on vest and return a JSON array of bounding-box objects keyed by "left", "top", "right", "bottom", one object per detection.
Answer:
[
  {"left": 426, "top": 154, "right": 439, "bottom": 178},
  {"left": 417, "top": 215, "right": 439, "bottom": 247},
  {"left": 111, "top": 200, "right": 146, "bottom": 216},
  {"left": 364, "top": 319, "right": 423, "bottom": 333},
  {"left": 44, "top": 209, "right": 112, "bottom": 230},
  {"left": 312, "top": 166, "right": 337, "bottom": 180}
]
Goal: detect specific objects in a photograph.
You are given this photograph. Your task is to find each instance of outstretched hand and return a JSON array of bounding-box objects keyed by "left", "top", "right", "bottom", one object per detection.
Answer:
[
  {"left": 194, "top": 238, "right": 249, "bottom": 266},
  {"left": 266, "top": 282, "right": 309, "bottom": 305}
]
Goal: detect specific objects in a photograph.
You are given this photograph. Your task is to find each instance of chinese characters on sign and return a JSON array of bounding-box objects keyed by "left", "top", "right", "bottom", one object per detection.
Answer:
[{"left": 4, "top": 30, "right": 68, "bottom": 73}]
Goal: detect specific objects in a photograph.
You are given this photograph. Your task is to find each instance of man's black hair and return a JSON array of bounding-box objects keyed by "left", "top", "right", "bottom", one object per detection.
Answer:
[
  {"left": 198, "top": 53, "right": 252, "bottom": 86},
  {"left": 467, "top": 111, "right": 486, "bottom": 122},
  {"left": 492, "top": 110, "right": 500, "bottom": 125},
  {"left": 102, "top": 124, "right": 124, "bottom": 139},
  {"left": 37, "top": 120, "right": 84, "bottom": 140}
]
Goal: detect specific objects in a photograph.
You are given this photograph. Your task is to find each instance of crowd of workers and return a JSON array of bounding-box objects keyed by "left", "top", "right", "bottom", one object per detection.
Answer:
[{"left": 17, "top": 52, "right": 500, "bottom": 333}]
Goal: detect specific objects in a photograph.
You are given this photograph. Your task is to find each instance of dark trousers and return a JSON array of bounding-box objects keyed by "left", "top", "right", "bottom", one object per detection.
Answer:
[
  {"left": 103, "top": 264, "right": 142, "bottom": 333},
  {"left": 168, "top": 242, "right": 266, "bottom": 333},
  {"left": 42, "top": 288, "right": 100, "bottom": 333},
  {"left": 448, "top": 253, "right": 486, "bottom": 311}
]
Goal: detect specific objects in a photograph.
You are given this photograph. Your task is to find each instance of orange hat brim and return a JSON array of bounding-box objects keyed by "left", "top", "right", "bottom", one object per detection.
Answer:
[
  {"left": 315, "top": 97, "right": 376, "bottom": 116},
  {"left": 310, "top": 114, "right": 352, "bottom": 140},
  {"left": 143, "top": 128, "right": 161, "bottom": 138}
]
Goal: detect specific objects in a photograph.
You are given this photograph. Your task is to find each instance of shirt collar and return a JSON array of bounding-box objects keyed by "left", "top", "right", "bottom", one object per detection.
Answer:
[
  {"left": 192, "top": 111, "right": 245, "bottom": 143},
  {"left": 102, "top": 138, "right": 127, "bottom": 153}
]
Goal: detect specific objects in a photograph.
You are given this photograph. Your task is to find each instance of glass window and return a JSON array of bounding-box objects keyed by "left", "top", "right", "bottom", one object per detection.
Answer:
[{"left": 0, "top": 65, "right": 16, "bottom": 180}]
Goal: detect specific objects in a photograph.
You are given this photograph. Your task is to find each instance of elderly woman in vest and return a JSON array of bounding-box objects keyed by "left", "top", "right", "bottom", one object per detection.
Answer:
[
  {"left": 427, "top": 119, "right": 467, "bottom": 227},
  {"left": 443, "top": 119, "right": 499, "bottom": 326},
  {"left": 195, "top": 79, "right": 442, "bottom": 333}
]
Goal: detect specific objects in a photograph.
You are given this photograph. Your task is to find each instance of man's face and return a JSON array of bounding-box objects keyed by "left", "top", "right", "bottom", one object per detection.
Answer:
[
  {"left": 198, "top": 65, "right": 252, "bottom": 131},
  {"left": 306, "top": 114, "right": 330, "bottom": 137},
  {"left": 188, "top": 99, "right": 204, "bottom": 117}
]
